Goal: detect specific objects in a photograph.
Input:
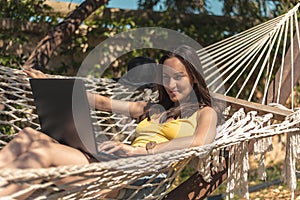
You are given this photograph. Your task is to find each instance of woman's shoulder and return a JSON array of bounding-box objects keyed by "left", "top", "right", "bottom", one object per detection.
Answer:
[{"left": 196, "top": 106, "right": 218, "bottom": 120}]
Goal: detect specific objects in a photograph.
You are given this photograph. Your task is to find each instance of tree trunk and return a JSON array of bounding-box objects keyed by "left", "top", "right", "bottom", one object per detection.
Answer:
[
  {"left": 267, "top": 31, "right": 300, "bottom": 107},
  {"left": 23, "top": 0, "right": 109, "bottom": 70},
  {"left": 163, "top": 152, "right": 228, "bottom": 200}
]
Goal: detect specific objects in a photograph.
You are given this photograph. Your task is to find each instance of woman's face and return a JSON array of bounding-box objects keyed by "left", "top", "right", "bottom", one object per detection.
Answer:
[{"left": 162, "top": 57, "right": 193, "bottom": 103}]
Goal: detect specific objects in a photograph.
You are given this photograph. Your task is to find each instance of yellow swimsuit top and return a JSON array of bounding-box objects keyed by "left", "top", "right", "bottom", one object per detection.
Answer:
[{"left": 132, "top": 111, "right": 198, "bottom": 147}]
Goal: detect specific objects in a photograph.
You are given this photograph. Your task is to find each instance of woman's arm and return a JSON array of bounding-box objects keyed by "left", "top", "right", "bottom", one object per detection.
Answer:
[
  {"left": 99, "top": 107, "right": 218, "bottom": 156},
  {"left": 146, "top": 106, "right": 218, "bottom": 154},
  {"left": 88, "top": 93, "right": 148, "bottom": 118},
  {"left": 24, "top": 68, "right": 148, "bottom": 118}
]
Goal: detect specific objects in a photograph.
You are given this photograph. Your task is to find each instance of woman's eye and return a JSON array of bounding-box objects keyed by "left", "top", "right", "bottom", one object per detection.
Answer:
[
  {"left": 174, "top": 75, "right": 184, "bottom": 80},
  {"left": 163, "top": 75, "right": 170, "bottom": 81}
]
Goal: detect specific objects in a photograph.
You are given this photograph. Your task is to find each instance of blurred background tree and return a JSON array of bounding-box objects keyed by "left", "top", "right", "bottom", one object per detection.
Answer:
[{"left": 0, "top": 0, "right": 298, "bottom": 77}]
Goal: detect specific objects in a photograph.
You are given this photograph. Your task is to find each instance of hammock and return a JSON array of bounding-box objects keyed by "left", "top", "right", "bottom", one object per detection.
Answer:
[{"left": 1, "top": 3, "right": 300, "bottom": 200}]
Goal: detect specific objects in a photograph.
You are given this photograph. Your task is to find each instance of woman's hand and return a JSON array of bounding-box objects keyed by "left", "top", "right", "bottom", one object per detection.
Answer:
[
  {"left": 98, "top": 141, "right": 147, "bottom": 157},
  {"left": 23, "top": 68, "right": 49, "bottom": 78}
]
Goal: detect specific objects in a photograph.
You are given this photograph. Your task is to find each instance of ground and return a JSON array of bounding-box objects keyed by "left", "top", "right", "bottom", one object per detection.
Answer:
[
  {"left": 206, "top": 134, "right": 300, "bottom": 199},
  {"left": 249, "top": 185, "right": 300, "bottom": 200},
  {"left": 248, "top": 135, "right": 300, "bottom": 199}
]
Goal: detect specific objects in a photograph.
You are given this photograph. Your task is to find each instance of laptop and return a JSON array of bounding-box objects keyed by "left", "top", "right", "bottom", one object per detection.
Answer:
[{"left": 29, "top": 78, "right": 119, "bottom": 161}]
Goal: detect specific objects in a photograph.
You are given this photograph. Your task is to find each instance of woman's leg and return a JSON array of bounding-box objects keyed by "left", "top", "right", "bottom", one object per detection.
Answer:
[
  {"left": 0, "top": 127, "right": 120, "bottom": 199},
  {"left": 4, "top": 139, "right": 90, "bottom": 168},
  {"left": 0, "top": 127, "right": 90, "bottom": 168},
  {"left": 0, "top": 128, "right": 91, "bottom": 199},
  {"left": 0, "top": 127, "right": 55, "bottom": 168}
]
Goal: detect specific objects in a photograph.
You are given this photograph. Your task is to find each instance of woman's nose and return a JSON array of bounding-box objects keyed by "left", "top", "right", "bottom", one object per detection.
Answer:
[{"left": 168, "top": 78, "right": 176, "bottom": 89}]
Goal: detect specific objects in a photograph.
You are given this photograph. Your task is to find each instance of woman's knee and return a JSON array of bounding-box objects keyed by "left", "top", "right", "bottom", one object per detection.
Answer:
[
  {"left": 20, "top": 127, "right": 55, "bottom": 142},
  {"left": 19, "top": 127, "right": 35, "bottom": 137},
  {"left": 30, "top": 139, "right": 50, "bottom": 148},
  {"left": 13, "top": 127, "right": 37, "bottom": 144}
]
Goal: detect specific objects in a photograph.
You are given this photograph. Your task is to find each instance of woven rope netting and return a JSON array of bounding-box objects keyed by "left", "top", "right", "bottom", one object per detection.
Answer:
[
  {"left": 0, "top": 67, "right": 300, "bottom": 199},
  {"left": 1, "top": 3, "right": 300, "bottom": 200},
  {"left": 200, "top": 3, "right": 300, "bottom": 109}
]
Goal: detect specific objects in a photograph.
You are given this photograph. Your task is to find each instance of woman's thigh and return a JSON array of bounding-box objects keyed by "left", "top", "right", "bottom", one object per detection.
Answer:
[{"left": 22, "top": 127, "right": 57, "bottom": 142}]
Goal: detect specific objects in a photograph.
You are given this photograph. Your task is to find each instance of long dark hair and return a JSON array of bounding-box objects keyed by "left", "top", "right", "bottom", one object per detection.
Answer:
[{"left": 144, "top": 45, "right": 212, "bottom": 123}]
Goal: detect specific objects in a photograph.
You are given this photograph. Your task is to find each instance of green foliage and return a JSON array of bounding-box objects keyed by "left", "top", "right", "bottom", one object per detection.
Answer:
[
  {"left": 138, "top": 0, "right": 208, "bottom": 13},
  {"left": 0, "top": 54, "right": 26, "bottom": 69},
  {"left": 178, "top": 164, "right": 197, "bottom": 183},
  {"left": 222, "top": 0, "right": 297, "bottom": 17},
  {"left": 0, "top": 0, "right": 59, "bottom": 69},
  {"left": 0, "top": 0, "right": 298, "bottom": 77},
  {"left": 0, "top": 0, "right": 49, "bottom": 20}
]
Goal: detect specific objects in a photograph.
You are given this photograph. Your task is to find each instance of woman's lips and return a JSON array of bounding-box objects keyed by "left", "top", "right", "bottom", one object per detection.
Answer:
[{"left": 169, "top": 90, "right": 178, "bottom": 95}]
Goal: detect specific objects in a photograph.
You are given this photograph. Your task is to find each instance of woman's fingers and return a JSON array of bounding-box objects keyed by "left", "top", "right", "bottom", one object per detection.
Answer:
[
  {"left": 98, "top": 141, "right": 115, "bottom": 150},
  {"left": 99, "top": 141, "right": 121, "bottom": 153},
  {"left": 98, "top": 141, "right": 130, "bottom": 157},
  {"left": 106, "top": 146, "right": 125, "bottom": 156},
  {"left": 23, "top": 68, "right": 48, "bottom": 78}
]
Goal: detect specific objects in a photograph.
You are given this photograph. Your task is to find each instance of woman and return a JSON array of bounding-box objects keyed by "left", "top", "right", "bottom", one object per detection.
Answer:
[{"left": 0, "top": 45, "right": 217, "bottom": 198}]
